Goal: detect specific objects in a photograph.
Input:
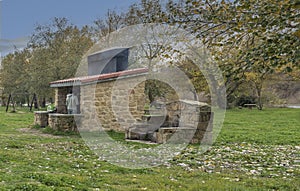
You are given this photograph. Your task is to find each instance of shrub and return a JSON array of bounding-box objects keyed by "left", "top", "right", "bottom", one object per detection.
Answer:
[{"left": 235, "top": 95, "right": 256, "bottom": 106}]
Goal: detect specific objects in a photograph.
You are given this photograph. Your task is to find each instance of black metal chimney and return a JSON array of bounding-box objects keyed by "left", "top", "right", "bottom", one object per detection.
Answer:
[{"left": 87, "top": 48, "right": 129, "bottom": 76}]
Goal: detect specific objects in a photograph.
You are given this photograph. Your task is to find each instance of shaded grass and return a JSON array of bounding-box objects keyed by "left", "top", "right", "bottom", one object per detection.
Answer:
[
  {"left": 0, "top": 106, "right": 299, "bottom": 190},
  {"left": 39, "top": 126, "right": 80, "bottom": 137}
]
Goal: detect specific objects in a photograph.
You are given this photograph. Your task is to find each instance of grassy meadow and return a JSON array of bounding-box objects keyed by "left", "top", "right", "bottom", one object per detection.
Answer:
[{"left": 0, "top": 106, "right": 299, "bottom": 190}]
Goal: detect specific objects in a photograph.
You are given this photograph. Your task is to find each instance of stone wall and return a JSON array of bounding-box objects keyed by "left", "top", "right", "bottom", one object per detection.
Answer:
[
  {"left": 164, "top": 100, "right": 211, "bottom": 127},
  {"left": 156, "top": 100, "right": 213, "bottom": 144},
  {"left": 34, "top": 111, "right": 49, "bottom": 127},
  {"left": 80, "top": 75, "right": 147, "bottom": 132},
  {"left": 48, "top": 114, "right": 83, "bottom": 132},
  {"left": 126, "top": 99, "right": 213, "bottom": 144}
]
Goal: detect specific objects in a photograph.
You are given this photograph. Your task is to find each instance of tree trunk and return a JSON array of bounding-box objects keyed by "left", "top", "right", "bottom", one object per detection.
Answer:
[
  {"left": 27, "top": 95, "right": 30, "bottom": 107},
  {"left": 256, "top": 83, "right": 263, "bottom": 110},
  {"left": 41, "top": 97, "right": 46, "bottom": 108}
]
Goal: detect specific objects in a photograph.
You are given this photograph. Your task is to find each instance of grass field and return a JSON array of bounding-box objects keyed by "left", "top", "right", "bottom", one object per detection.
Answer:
[{"left": 0, "top": 107, "right": 299, "bottom": 190}]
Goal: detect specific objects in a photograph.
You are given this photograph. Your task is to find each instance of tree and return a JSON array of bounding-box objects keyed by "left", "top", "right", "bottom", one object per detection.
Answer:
[
  {"left": 168, "top": 0, "right": 300, "bottom": 105},
  {"left": 244, "top": 61, "right": 271, "bottom": 110},
  {"left": 92, "top": 1, "right": 178, "bottom": 103},
  {"left": 0, "top": 49, "right": 31, "bottom": 106},
  {"left": 28, "top": 17, "right": 94, "bottom": 105},
  {"left": 93, "top": 10, "right": 126, "bottom": 40},
  {"left": 125, "top": 0, "right": 167, "bottom": 24}
]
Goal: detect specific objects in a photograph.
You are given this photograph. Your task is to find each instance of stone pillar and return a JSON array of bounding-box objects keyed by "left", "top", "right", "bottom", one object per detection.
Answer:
[
  {"left": 34, "top": 111, "right": 49, "bottom": 127},
  {"left": 80, "top": 84, "right": 99, "bottom": 131},
  {"left": 55, "top": 87, "right": 69, "bottom": 114}
]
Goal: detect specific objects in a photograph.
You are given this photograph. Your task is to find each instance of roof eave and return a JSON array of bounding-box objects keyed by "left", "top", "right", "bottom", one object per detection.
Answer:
[{"left": 50, "top": 81, "right": 82, "bottom": 88}]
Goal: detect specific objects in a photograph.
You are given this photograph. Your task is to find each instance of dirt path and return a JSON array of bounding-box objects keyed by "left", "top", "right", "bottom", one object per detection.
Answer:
[{"left": 19, "top": 128, "right": 63, "bottom": 139}]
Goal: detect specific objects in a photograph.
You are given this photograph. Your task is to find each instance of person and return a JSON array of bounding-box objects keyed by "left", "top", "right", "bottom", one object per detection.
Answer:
[{"left": 66, "top": 91, "right": 79, "bottom": 114}]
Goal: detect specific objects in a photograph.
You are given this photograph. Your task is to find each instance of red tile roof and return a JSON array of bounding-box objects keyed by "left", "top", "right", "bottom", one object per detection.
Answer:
[{"left": 50, "top": 68, "right": 148, "bottom": 87}]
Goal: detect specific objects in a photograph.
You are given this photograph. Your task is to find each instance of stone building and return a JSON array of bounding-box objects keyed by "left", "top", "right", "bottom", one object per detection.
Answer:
[
  {"left": 50, "top": 68, "right": 148, "bottom": 132},
  {"left": 49, "top": 48, "right": 148, "bottom": 132},
  {"left": 37, "top": 47, "right": 213, "bottom": 144}
]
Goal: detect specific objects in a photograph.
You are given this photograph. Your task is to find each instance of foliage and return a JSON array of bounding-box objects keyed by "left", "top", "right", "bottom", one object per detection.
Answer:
[
  {"left": 168, "top": 0, "right": 300, "bottom": 104},
  {"left": 1, "top": 0, "right": 300, "bottom": 107},
  {"left": 0, "top": 18, "right": 93, "bottom": 105},
  {"left": 235, "top": 95, "right": 256, "bottom": 107},
  {"left": 180, "top": 0, "right": 300, "bottom": 67},
  {"left": 28, "top": 18, "right": 94, "bottom": 102},
  {"left": 0, "top": 49, "right": 31, "bottom": 104}
]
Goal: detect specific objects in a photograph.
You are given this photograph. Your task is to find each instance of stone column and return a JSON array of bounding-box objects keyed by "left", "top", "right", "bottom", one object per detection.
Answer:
[
  {"left": 34, "top": 111, "right": 49, "bottom": 127},
  {"left": 55, "top": 87, "right": 69, "bottom": 114}
]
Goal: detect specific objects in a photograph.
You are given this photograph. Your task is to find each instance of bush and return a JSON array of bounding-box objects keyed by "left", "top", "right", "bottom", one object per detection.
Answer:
[{"left": 235, "top": 95, "right": 256, "bottom": 106}]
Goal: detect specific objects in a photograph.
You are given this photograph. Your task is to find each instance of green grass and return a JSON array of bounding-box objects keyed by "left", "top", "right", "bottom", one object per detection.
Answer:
[
  {"left": 0, "top": 106, "right": 299, "bottom": 190},
  {"left": 218, "top": 108, "right": 300, "bottom": 145}
]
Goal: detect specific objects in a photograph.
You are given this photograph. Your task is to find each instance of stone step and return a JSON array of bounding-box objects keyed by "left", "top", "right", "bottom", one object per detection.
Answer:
[{"left": 126, "top": 123, "right": 160, "bottom": 142}]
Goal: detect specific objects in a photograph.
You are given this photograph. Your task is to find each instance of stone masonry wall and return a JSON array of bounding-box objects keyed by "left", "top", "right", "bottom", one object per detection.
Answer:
[
  {"left": 55, "top": 87, "right": 70, "bottom": 114},
  {"left": 156, "top": 100, "right": 213, "bottom": 144},
  {"left": 80, "top": 75, "right": 146, "bottom": 132},
  {"left": 48, "top": 114, "right": 82, "bottom": 132},
  {"left": 34, "top": 111, "right": 49, "bottom": 127},
  {"left": 164, "top": 100, "right": 211, "bottom": 128}
]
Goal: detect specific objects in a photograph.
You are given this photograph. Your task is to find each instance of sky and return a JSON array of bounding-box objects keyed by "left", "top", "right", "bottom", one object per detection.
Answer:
[{"left": 0, "top": 0, "right": 139, "bottom": 55}]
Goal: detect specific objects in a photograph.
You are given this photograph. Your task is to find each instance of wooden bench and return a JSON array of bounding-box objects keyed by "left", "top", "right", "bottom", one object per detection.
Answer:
[{"left": 244, "top": 104, "right": 257, "bottom": 109}]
